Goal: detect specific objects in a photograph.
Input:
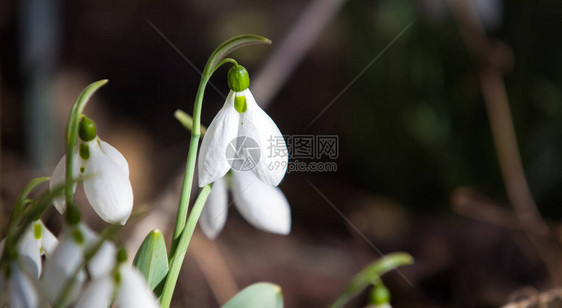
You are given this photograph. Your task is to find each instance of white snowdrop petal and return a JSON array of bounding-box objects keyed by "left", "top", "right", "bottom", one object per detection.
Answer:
[
  {"left": 17, "top": 224, "right": 42, "bottom": 278},
  {"left": 198, "top": 91, "right": 240, "bottom": 187},
  {"left": 50, "top": 154, "right": 80, "bottom": 213},
  {"left": 116, "top": 266, "right": 159, "bottom": 308},
  {"left": 41, "top": 227, "right": 87, "bottom": 304},
  {"left": 88, "top": 241, "right": 116, "bottom": 279},
  {"left": 99, "top": 139, "right": 129, "bottom": 177},
  {"left": 83, "top": 142, "right": 133, "bottom": 225},
  {"left": 75, "top": 276, "right": 114, "bottom": 308},
  {"left": 9, "top": 263, "right": 41, "bottom": 308},
  {"left": 231, "top": 171, "right": 291, "bottom": 235},
  {"left": 238, "top": 89, "right": 287, "bottom": 186},
  {"left": 39, "top": 221, "right": 58, "bottom": 257},
  {"left": 199, "top": 176, "right": 229, "bottom": 239}
]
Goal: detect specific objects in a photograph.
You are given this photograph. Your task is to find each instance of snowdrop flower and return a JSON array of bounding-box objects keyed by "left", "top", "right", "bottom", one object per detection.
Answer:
[
  {"left": 40, "top": 223, "right": 115, "bottom": 305},
  {"left": 0, "top": 262, "right": 45, "bottom": 308},
  {"left": 199, "top": 170, "right": 291, "bottom": 238},
  {"left": 198, "top": 65, "right": 288, "bottom": 187},
  {"left": 0, "top": 224, "right": 52, "bottom": 308},
  {"left": 50, "top": 116, "right": 133, "bottom": 225},
  {"left": 75, "top": 249, "right": 159, "bottom": 308},
  {"left": 15, "top": 220, "right": 58, "bottom": 278}
]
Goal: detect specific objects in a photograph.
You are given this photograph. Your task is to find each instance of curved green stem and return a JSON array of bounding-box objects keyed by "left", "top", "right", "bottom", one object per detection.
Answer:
[
  {"left": 64, "top": 80, "right": 108, "bottom": 224},
  {"left": 6, "top": 177, "right": 50, "bottom": 235},
  {"left": 169, "top": 35, "right": 271, "bottom": 255},
  {"left": 161, "top": 185, "right": 212, "bottom": 307},
  {"left": 330, "top": 252, "right": 414, "bottom": 308},
  {"left": 212, "top": 58, "right": 239, "bottom": 75},
  {"left": 164, "top": 34, "right": 270, "bottom": 308}
]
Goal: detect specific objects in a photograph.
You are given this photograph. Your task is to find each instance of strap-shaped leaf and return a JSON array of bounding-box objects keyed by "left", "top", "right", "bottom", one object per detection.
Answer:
[
  {"left": 222, "top": 282, "right": 284, "bottom": 308},
  {"left": 133, "top": 229, "right": 169, "bottom": 293},
  {"left": 331, "top": 252, "right": 414, "bottom": 308}
]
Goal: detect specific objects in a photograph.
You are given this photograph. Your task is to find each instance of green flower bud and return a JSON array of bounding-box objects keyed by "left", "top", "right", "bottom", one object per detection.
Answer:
[
  {"left": 79, "top": 116, "right": 97, "bottom": 142},
  {"left": 370, "top": 283, "right": 390, "bottom": 305},
  {"left": 227, "top": 65, "right": 250, "bottom": 92}
]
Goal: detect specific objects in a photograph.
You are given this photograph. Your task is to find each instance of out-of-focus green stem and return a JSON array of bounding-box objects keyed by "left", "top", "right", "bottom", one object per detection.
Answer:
[{"left": 330, "top": 252, "right": 414, "bottom": 308}]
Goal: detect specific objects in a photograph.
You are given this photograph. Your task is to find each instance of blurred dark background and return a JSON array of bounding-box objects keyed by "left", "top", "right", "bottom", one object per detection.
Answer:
[{"left": 2, "top": 0, "right": 562, "bottom": 307}]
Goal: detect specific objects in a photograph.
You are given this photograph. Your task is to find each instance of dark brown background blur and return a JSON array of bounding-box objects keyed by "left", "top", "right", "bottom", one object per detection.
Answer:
[{"left": 2, "top": 0, "right": 562, "bottom": 307}]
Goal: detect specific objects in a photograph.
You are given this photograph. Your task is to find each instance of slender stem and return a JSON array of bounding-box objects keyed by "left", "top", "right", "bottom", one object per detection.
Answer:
[
  {"left": 63, "top": 80, "right": 108, "bottom": 223},
  {"left": 9, "top": 177, "right": 50, "bottom": 231},
  {"left": 161, "top": 185, "right": 212, "bottom": 307},
  {"left": 212, "top": 58, "right": 239, "bottom": 75},
  {"left": 170, "top": 77, "right": 207, "bottom": 255},
  {"left": 163, "top": 35, "right": 271, "bottom": 307}
]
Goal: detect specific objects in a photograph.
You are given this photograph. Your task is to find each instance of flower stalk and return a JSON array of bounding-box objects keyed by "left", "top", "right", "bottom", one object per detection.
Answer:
[
  {"left": 163, "top": 34, "right": 271, "bottom": 308},
  {"left": 63, "top": 79, "right": 108, "bottom": 224}
]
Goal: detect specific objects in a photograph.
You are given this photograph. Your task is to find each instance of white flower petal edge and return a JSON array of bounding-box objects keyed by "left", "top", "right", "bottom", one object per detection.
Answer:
[
  {"left": 99, "top": 139, "right": 129, "bottom": 177},
  {"left": 83, "top": 140, "right": 133, "bottom": 225},
  {"left": 49, "top": 153, "right": 80, "bottom": 213},
  {"left": 239, "top": 89, "right": 287, "bottom": 186},
  {"left": 74, "top": 276, "right": 113, "bottom": 308},
  {"left": 116, "top": 266, "right": 160, "bottom": 308},
  {"left": 17, "top": 226, "right": 41, "bottom": 278},
  {"left": 9, "top": 263, "right": 41, "bottom": 308},
  {"left": 199, "top": 176, "right": 229, "bottom": 239},
  {"left": 39, "top": 221, "right": 58, "bottom": 257},
  {"left": 41, "top": 225, "right": 92, "bottom": 304},
  {"left": 231, "top": 171, "right": 291, "bottom": 235},
  {"left": 88, "top": 241, "right": 116, "bottom": 279},
  {"left": 198, "top": 91, "right": 240, "bottom": 187}
]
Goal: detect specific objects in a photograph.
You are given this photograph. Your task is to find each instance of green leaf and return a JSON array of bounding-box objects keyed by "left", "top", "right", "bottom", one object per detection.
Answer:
[
  {"left": 222, "top": 282, "right": 284, "bottom": 308},
  {"left": 133, "top": 229, "right": 169, "bottom": 293},
  {"left": 174, "top": 110, "right": 207, "bottom": 135},
  {"left": 331, "top": 252, "right": 414, "bottom": 308},
  {"left": 205, "top": 34, "right": 271, "bottom": 76}
]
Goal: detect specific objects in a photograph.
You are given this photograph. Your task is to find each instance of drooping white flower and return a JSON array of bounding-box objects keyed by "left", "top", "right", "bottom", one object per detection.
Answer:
[
  {"left": 16, "top": 220, "right": 58, "bottom": 278},
  {"left": 0, "top": 262, "right": 46, "bottom": 308},
  {"left": 198, "top": 88, "right": 288, "bottom": 187},
  {"left": 75, "top": 261, "right": 159, "bottom": 308},
  {"left": 199, "top": 170, "right": 291, "bottom": 238},
  {"left": 0, "top": 220, "right": 58, "bottom": 280},
  {"left": 50, "top": 137, "right": 133, "bottom": 225},
  {"left": 40, "top": 223, "right": 114, "bottom": 305}
]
